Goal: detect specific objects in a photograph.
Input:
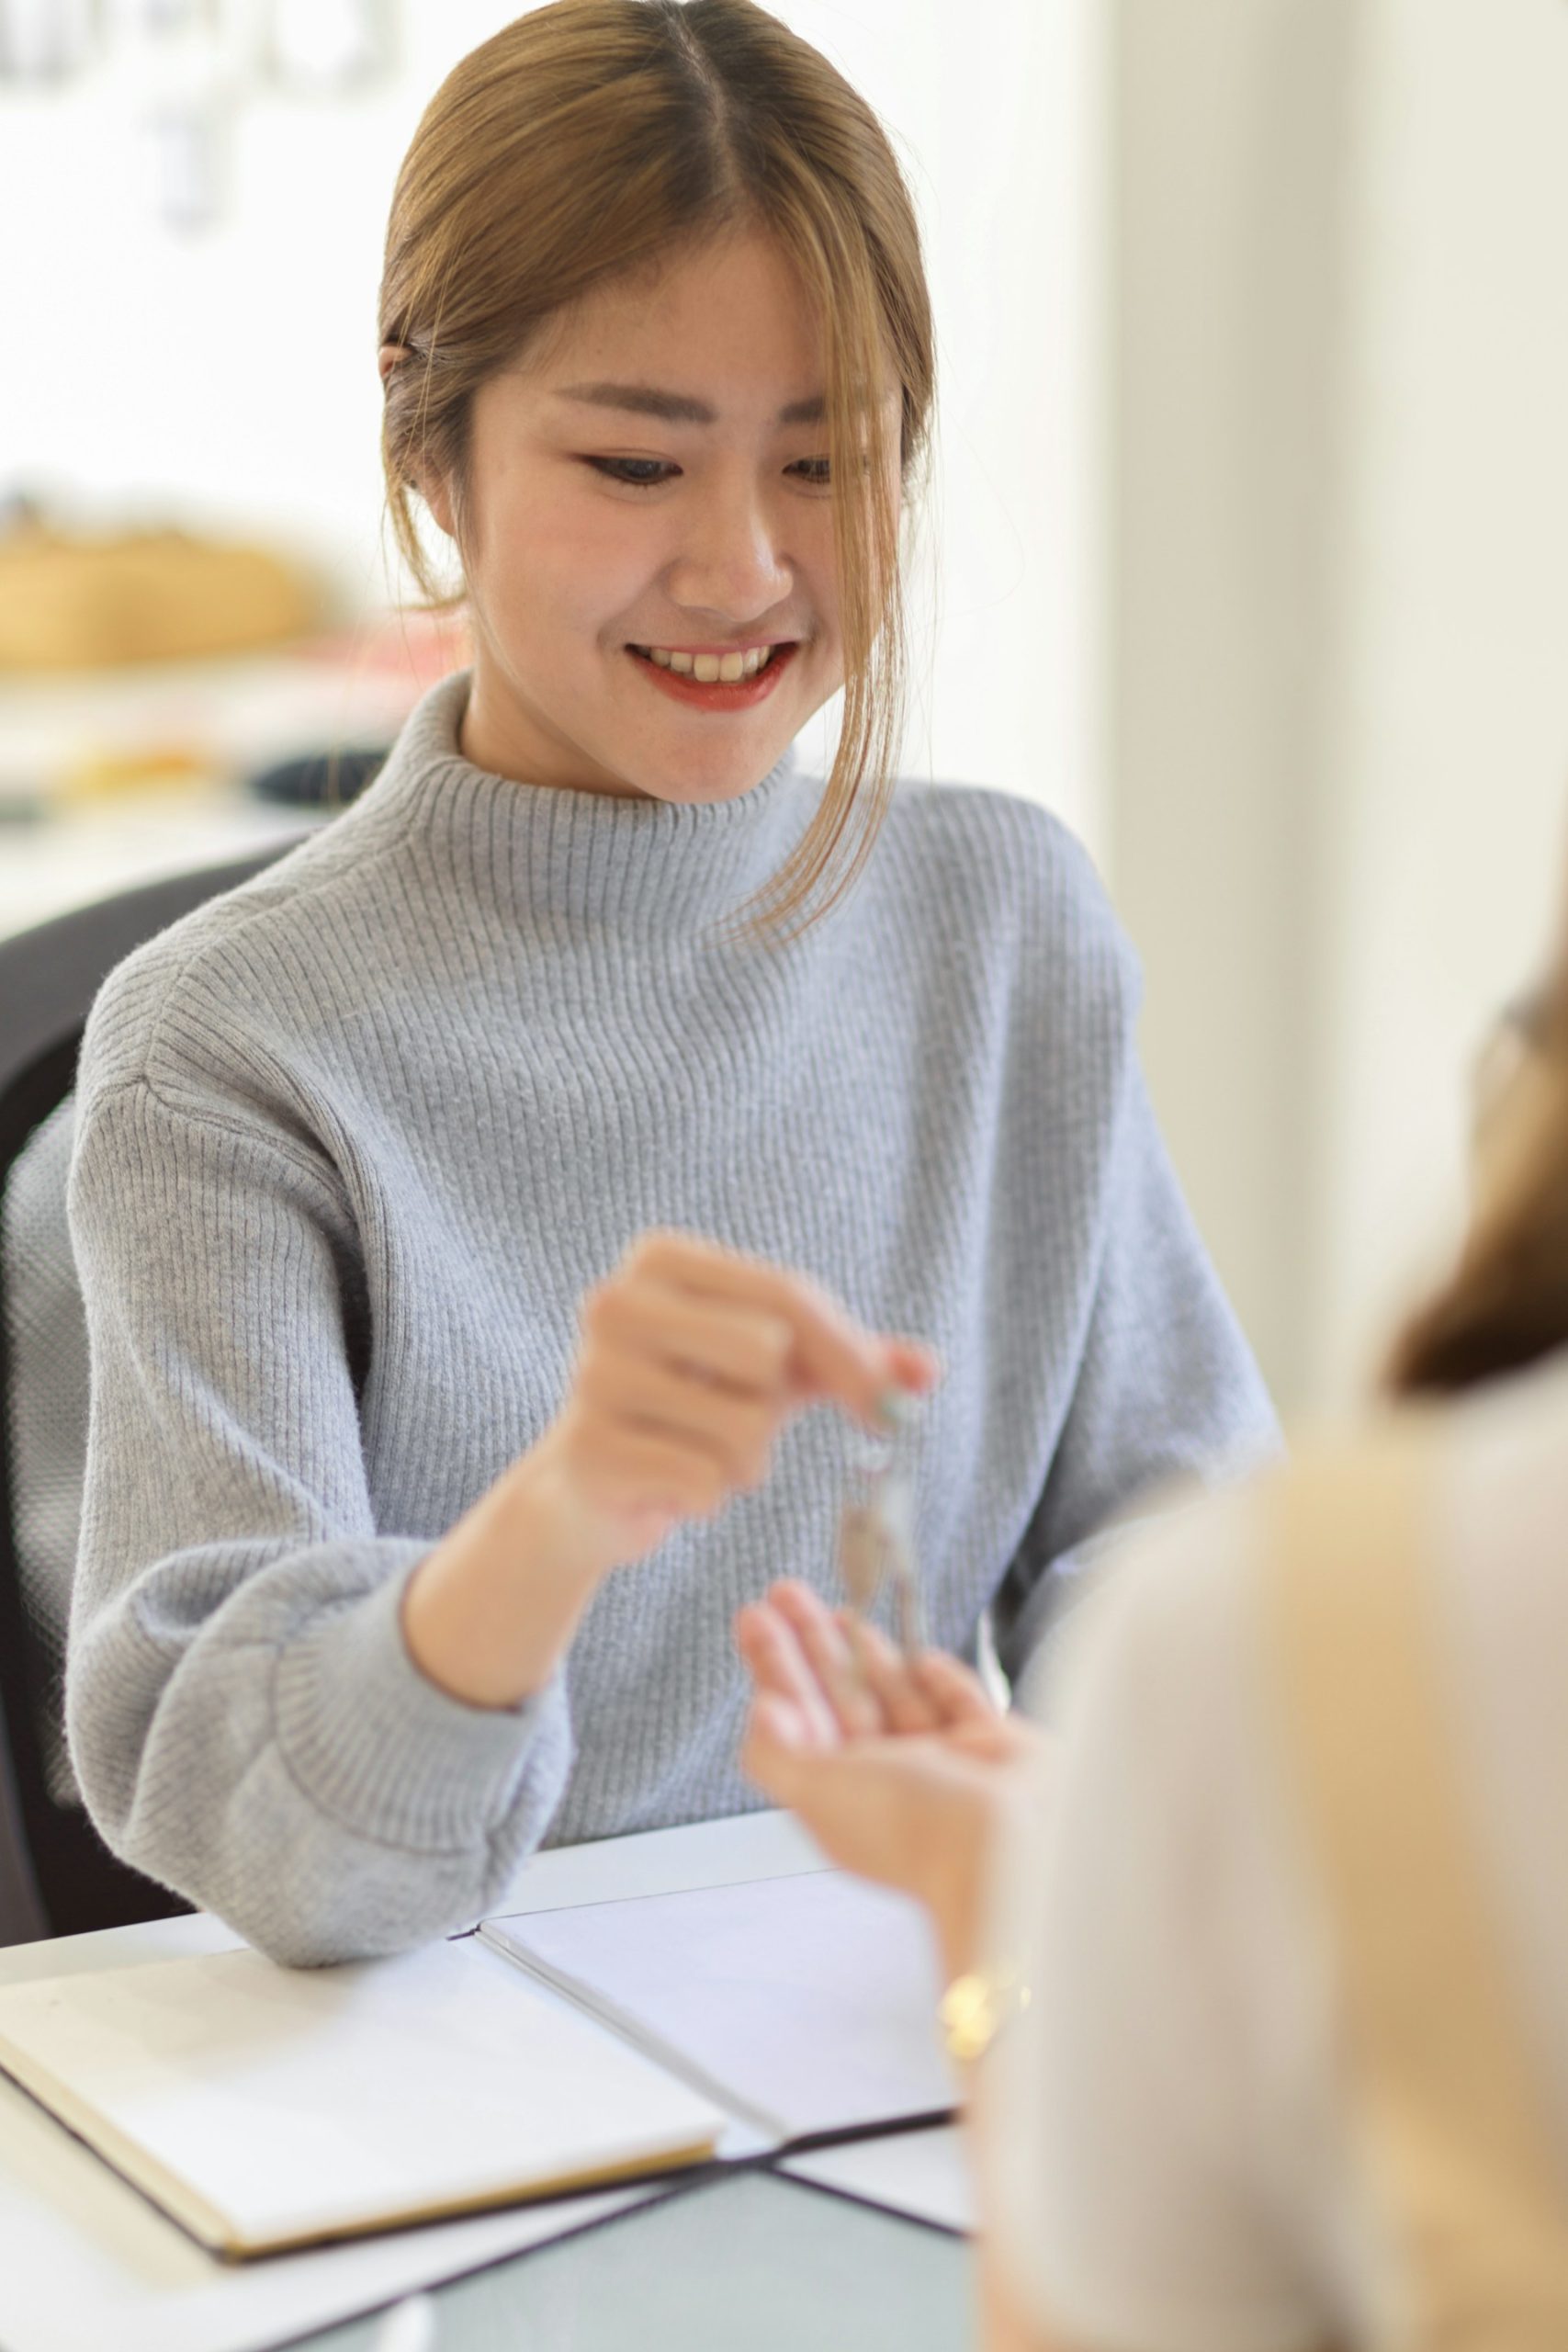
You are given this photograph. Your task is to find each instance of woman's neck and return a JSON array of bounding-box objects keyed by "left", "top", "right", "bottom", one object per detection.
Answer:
[{"left": 458, "top": 660, "right": 650, "bottom": 800}]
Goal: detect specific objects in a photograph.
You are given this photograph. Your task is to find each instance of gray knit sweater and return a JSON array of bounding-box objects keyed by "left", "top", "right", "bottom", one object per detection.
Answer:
[{"left": 65, "top": 671, "right": 1274, "bottom": 1965}]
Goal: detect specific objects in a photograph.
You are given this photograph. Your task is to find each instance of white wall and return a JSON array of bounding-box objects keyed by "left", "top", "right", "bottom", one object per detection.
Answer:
[
  {"left": 1111, "top": 0, "right": 1568, "bottom": 1412},
  {"left": 0, "top": 0, "right": 1107, "bottom": 847},
  {"left": 1312, "top": 0, "right": 1568, "bottom": 1401},
  {"left": 1109, "top": 0, "right": 1356, "bottom": 1408}
]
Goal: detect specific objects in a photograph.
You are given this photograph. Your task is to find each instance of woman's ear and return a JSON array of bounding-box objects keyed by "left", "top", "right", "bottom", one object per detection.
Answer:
[
  {"left": 419, "top": 471, "right": 457, "bottom": 540},
  {"left": 379, "top": 344, "right": 458, "bottom": 540}
]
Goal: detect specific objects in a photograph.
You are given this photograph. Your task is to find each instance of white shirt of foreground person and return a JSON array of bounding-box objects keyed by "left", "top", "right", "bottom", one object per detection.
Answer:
[{"left": 985, "top": 1343, "right": 1568, "bottom": 2352}]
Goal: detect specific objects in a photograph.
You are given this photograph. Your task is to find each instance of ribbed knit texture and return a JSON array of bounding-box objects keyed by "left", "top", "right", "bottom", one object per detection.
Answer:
[{"left": 65, "top": 670, "right": 1274, "bottom": 1964}]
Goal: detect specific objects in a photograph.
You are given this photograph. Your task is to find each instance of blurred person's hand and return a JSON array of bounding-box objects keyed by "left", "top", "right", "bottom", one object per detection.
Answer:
[{"left": 735, "top": 1580, "right": 1045, "bottom": 1976}]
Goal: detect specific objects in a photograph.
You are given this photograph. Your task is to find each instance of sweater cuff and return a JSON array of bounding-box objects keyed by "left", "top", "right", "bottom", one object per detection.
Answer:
[{"left": 271, "top": 1552, "right": 569, "bottom": 1854}]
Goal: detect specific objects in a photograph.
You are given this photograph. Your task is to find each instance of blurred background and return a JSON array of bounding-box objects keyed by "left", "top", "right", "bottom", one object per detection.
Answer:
[{"left": 1, "top": 0, "right": 1565, "bottom": 1419}]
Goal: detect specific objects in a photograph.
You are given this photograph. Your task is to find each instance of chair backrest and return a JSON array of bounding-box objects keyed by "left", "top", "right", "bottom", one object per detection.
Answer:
[{"left": 0, "top": 843, "right": 302, "bottom": 1943}]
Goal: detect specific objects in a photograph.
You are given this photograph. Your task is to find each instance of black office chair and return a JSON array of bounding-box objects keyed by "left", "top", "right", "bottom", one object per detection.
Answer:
[{"left": 0, "top": 843, "right": 304, "bottom": 1944}]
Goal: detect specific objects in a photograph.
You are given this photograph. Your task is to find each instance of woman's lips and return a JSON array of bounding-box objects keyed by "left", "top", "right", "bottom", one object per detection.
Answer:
[{"left": 626, "top": 640, "right": 800, "bottom": 712}]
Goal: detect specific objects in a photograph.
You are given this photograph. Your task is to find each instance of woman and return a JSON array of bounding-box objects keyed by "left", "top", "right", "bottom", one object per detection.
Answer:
[
  {"left": 739, "top": 962, "right": 1568, "bottom": 2346},
  {"left": 63, "top": 0, "right": 1271, "bottom": 1968}
]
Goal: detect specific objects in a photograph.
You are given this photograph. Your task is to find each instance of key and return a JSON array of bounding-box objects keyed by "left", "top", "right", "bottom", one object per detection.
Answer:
[
  {"left": 837, "top": 1498, "right": 889, "bottom": 1617},
  {"left": 876, "top": 1466, "right": 927, "bottom": 1657},
  {"left": 835, "top": 1389, "right": 927, "bottom": 1659}
]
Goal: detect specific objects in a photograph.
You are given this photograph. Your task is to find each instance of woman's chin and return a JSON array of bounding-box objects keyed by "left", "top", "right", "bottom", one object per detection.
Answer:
[{"left": 620, "top": 744, "right": 791, "bottom": 808}]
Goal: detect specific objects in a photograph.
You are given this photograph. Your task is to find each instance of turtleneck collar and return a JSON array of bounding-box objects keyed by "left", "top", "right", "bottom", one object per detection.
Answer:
[{"left": 365, "top": 669, "right": 817, "bottom": 933}]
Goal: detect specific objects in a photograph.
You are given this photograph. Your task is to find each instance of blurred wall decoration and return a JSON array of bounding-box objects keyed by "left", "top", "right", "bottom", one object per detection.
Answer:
[
  {"left": 0, "top": 0, "right": 394, "bottom": 227},
  {"left": 266, "top": 0, "right": 394, "bottom": 93},
  {"left": 0, "top": 0, "right": 96, "bottom": 82},
  {"left": 0, "top": 512, "right": 318, "bottom": 668}
]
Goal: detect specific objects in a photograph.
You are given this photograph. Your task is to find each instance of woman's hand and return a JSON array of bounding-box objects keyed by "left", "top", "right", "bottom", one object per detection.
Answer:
[
  {"left": 402, "top": 1233, "right": 937, "bottom": 1710},
  {"left": 534, "top": 1230, "right": 939, "bottom": 1570},
  {"left": 736, "top": 1580, "right": 1045, "bottom": 1978}
]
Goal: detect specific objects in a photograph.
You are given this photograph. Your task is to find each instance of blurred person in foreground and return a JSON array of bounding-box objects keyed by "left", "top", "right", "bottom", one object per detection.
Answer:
[{"left": 739, "top": 937, "right": 1568, "bottom": 2348}]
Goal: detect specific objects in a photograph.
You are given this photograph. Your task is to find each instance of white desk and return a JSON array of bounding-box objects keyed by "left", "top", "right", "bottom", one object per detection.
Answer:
[{"left": 0, "top": 1816, "right": 973, "bottom": 2352}]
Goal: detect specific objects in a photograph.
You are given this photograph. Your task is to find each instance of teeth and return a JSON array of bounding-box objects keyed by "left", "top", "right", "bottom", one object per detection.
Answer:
[{"left": 637, "top": 644, "right": 783, "bottom": 682}]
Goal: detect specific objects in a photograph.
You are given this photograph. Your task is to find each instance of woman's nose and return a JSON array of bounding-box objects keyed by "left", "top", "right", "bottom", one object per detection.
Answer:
[{"left": 664, "top": 480, "right": 794, "bottom": 624}]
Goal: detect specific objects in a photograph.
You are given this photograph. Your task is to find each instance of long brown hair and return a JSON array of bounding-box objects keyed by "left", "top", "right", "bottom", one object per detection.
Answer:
[
  {"left": 378, "top": 0, "right": 935, "bottom": 935},
  {"left": 1390, "top": 966, "right": 1568, "bottom": 1396}
]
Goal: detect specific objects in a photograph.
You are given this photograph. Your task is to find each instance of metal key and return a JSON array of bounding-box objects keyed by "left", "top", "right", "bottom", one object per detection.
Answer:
[{"left": 835, "top": 1389, "right": 926, "bottom": 1657}]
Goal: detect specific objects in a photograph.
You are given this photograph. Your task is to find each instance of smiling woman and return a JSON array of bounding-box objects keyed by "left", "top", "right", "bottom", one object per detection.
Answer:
[
  {"left": 60, "top": 0, "right": 1276, "bottom": 1969},
  {"left": 378, "top": 0, "right": 928, "bottom": 931},
  {"left": 396, "top": 228, "right": 881, "bottom": 819}
]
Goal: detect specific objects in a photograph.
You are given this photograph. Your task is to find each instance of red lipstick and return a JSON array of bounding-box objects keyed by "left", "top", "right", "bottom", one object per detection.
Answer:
[{"left": 626, "top": 641, "right": 799, "bottom": 713}]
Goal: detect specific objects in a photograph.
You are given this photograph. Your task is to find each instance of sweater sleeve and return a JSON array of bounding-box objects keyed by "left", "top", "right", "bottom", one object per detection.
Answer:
[
  {"left": 65, "top": 1077, "right": 574, "bottom": 1966},
  {"left": 992, "top": 1048, "right": 1280, "bottom": 1690}
]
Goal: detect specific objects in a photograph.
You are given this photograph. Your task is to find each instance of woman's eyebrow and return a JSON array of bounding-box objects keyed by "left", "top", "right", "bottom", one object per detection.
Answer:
[{"left": 553, "top": 380, "right": 826, "bottom": 425}]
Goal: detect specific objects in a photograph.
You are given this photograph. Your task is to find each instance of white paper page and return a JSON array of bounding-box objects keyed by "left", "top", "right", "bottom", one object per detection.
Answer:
[
  {"left": 782, "top": 2126, "right": 976, "bottom": 2235},
  {"left": 0, "top": 1934, "right": 722, "bottom": 2252},
  {"left": 495, "top": 1806, "right": 829, "bottom": 1917},
  {"left": 0, "top": 2055, "right": 662, "bottom": 2352},
  {"left": 483, "top": 1871, "right": 953, "bottom": 2145}
]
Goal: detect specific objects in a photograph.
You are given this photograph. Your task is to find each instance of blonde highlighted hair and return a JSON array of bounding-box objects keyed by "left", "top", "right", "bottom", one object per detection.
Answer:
[{"left": 378, "top": 0, "right": 935, "bottom": 933}]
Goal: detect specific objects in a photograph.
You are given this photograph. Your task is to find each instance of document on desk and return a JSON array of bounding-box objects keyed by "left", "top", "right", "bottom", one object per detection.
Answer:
[
  {"left": 782, "top": 2124, "right": 976, "bottom": 2235},
  {"left": 0, "top": 1933, "right": 722, "bottom": 2259},
  {"left": 479, "top": 1867, "right": 954, "bottom": 2149}
]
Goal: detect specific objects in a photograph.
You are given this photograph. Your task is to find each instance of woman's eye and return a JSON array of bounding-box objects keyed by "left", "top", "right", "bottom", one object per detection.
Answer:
[
  {"left": 584, "top": 457, "right": 677, "bottom": 490},
  {"left": 582, "top": 456, "right": 837, "bottom": 491}
]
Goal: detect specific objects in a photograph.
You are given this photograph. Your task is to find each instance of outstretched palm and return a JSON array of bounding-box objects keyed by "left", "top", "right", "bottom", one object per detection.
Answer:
[{"left": 733, "top": 1579, "right": 1044, "bottom": 1960}]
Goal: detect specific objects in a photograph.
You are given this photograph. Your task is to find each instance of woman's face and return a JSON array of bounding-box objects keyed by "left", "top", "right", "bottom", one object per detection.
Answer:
[{"left": 427, "top": 228, "right": 901, "bottom": 804}]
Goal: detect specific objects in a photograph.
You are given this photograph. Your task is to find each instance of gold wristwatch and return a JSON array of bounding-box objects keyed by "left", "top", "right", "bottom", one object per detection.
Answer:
[{"left": 938, "top": 1960, "right": 1032, "bottom": 2064}]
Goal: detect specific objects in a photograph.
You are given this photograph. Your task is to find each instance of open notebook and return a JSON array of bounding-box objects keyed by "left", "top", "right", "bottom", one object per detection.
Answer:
[
  {"left": 479, "top": 1867, "right": 953, "bottom": 2150},
  {"left": 0, "top": 1863, "right": 952, "bottom": 2260}
]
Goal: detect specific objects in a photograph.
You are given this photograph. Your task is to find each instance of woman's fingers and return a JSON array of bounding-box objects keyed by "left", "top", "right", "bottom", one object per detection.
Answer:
[
  {"left": 753, "top": 1582, "right": 1003, "bottom": 1741},
  {"left": 621, "top": 1231, "right": 937, "bottom": 1427},
  {"left": 765, "top": 1583, "right": 969, "bottom": 1738},
  {"left": 761, "top": 1581, "right": 885, "bottom": 1737},
  {"left": 557, "top": 1232, "right": 942, "bottom": 1570},
  {"left": 825, "top": 1610, "right": 945, "bottom": 1734},
  {"left": 733, "top": 1602, "right": 844, "bottom": 1747},
  {"left": 577, "top": 1348, "right": 776, "bottom": 1489},
  {"left": 588, "top": 1279, "right": 795, "bottom": 1400},
  {"left": 766, "top": 1584, "right": 909, "bottom": 1729},
  {"left": 911, "top": 1648, "right": 998, "bottom": 1727},
  {"left": 880, "top": 1335, "right": 942, "bottom": 1399},
  {"left": 739, "top": 1690, "right": 818, "bottom": 1807}
]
